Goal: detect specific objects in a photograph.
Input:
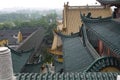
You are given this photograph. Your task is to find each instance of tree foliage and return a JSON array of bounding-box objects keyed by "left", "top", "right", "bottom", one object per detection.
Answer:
[
  {"left": 0, "top": 11, "right": 58, "bottom": 30},
  {"left": 0, "top": 11, "right": 59, "bottom": 64}
]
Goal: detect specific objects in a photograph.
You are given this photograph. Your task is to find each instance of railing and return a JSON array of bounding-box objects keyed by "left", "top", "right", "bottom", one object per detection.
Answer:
[{"left": 85, "top": 56, "right": 120, "bottom": 72}]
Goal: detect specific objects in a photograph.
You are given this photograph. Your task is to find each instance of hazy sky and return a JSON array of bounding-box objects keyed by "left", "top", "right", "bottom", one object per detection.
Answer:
[{"left": 0, "top": 0, "right": 100, "bottom": 10}]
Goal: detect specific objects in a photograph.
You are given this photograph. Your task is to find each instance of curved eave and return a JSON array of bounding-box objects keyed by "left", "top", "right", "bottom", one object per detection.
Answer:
[
  {"left": 85, "top": 56, "right": 120, "bottom": 72},
  {"left": 80, "top": 14, "right": 120, "bottom": 55},
  {"left": 86, "top": 25, "right": 120, "bottom": 56},
  {"left": 80, "top": 13, "right": 112, "bottom": 23},
  {"left": 54, "top": 29, "right": 80, "bottom": 38},
  {"left": 7, "top": 45, "right": 34, "bottom": 55}
]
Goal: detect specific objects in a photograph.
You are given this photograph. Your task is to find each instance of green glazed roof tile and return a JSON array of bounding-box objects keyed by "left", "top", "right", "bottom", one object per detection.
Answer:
[
  {"left": 82, "top": 16, "right": 120, "bottom": 55},
  {"left": 15, "top": 72, "right": 120, "bottom": 80},
  {"left": 11, "top": 51, "right": 33, "bottom": 73},
  {"left": 97, "top": 0, "right": 120, "bottom": 5},
  {"left": 54, "top": 60, "right": 64, "bottom": 72},
  {"left": 62, "top": 37, "right": 94, "bottom": 72},
  {"left": 9, "top": 28, "right": 45, "bottom": 73},
  {"left": 85, "top": 56, "right": 120, "bottom": 72},
  {"left": 17, "top": 27, "right": 45, "bottom": 51},
  {"left": 21, "top": 62, "right": 42, "bottom": 73}
]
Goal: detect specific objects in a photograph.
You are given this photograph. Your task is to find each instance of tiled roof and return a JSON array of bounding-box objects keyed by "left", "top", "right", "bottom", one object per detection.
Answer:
[
  {"left": 54, "top": 19, "right": 120, "bottom": 72},
  {"left": 21, "top": 62, "right": 42, "bottom": 73},
  {"left": 55, "top": 30, "right": 102, "bottom": 72},
  {"left": 81, "top": 15, "right": 120, "bottom": 55},
  {"left": 113, "top": 18, "right": 120, "bottom": 23},
  {"left": 10, "top": 47, "right": 34, "bottom": 73},
  {"left": 85, "top": 56, "right": 120, "bottom": 72},
  {"left": 15, "top": 72, "right": 120, "bottom": 80},
  {"left": 8, "top": 46, "right": 41, "bottom": 73},
  {"left": 8, "top": 46, "right": 42, "bottom": 73},
  {"left": 0, "top": 30, "right": 18, "bottom": 45},
  {"left": 17, "top": 27, "right": 45, "bottom": 51},
  {"left": 62, "top": 36, "right": 94, "bottom": 72},
  {"left": 3, "top": 28, "right": 44, "bottom": 73},
  {"left": 54, "top": 30, "right": 80, "bottom": 38},
  {"left": 54, "top": 60, "right": 64, "bottom": 72},
  {"left": 63, "top": 5, "right": 112, "bottom": 34},
  {"left": 17, "top": 27, "right": 45, "bottom": 64},
  {"left": 0, "top": 28, "right": 37, "bottom": 45},
  {"left": 97, "top": 0, "right": 120, "bottom": 5}
]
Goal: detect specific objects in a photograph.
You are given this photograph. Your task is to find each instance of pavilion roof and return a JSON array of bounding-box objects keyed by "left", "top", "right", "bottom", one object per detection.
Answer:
[{"left": 81, "top": 14, "right": 120, "bottom": 56}]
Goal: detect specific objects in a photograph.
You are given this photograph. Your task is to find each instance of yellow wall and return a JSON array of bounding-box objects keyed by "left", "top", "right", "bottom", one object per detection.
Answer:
[
  {"left": 51, "top": 4, "right": 112, "bottom": 52},
  {"left": 51, "top": 31, "right": 62, "bottom": 50},
  {"left": 100, "top": 67, "right": 120, "bottom": 72},
  {"left": 17, "top": 31, "right": 23, "bottom": 43},
  {"left": 63, "top": 5, "right": 112, "bottom": 34},
  {"left": 0, "top": 39, "right": 8, "bottom": 46}
]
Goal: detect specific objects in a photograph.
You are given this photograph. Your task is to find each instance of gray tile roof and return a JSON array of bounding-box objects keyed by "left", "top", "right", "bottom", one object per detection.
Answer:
[
  {"left": 54, "top": 60, "right": 64, "bottom": 72},
  {"left": 82, "top": 16, "right": 120, "bottom": 55},
  {"left": 0, "top": 28, "right": 37, "bottom": 45},
  {"left": 21, "top": 62, "right": 42, "bottom": 73},
  {"left": 0, "top": 30, "right": 18, "bottom": 45},
  {"left": 17, "top": 27, "right": 45, "bottom": 64},
  {"left": 85, "top": 56, "right": 120, "bottom": 72},
  {"left": 20, "top": 28, "right": 38, "bottom": 40},
  {"left": 15, "top": 72, "right": 120, "bottom": 80},
  {"left": 62, "top": 37, "right": 94, "bottom": 72},
  {"left": 9, "top": 27, "right": 45, "bottom": 73},
  {"left": 97, "top": 0, "right": 120, "bottom": 5},
  {"left": 11, "top": 48, "right": 34, "bottom": 73},
  {"left": 8, "top": 45, "right": 42, "bottom": 73},
  {"left": 17, "top": 27, "right": 45, "bottom": 52}
]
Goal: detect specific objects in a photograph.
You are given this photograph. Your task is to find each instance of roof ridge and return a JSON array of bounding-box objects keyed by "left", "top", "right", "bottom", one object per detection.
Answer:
[
  {"left": 80, "top": 13, "right": 112, "bottom": 23},
  {"left": 54, "top": 29, "right": 80, "bottom": 38}
]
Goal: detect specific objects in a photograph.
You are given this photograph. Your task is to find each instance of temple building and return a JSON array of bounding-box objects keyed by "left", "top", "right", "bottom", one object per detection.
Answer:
[
  {"left": 62, "top": 2, "right": 112, "bottom": 34},
  {"left": 7, "top": 27, "right": 45, "bottom": 73},
  {"left": 97, "top": 0, "right": 120, "bottom": 18},
  {"left": 50, "top": 1, "right": 113, "bottom": 66},
  {"left": 0, "top": 28, "right": 37, "bottom": 47},
  {"left": 50, "top": 0, "right": 120, "bottom": 73},
  {"left": 0, "top": 0, "right": 120, "bottom": 80}
]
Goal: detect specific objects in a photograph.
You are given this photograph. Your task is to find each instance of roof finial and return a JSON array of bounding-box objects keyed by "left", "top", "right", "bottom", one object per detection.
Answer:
[{"left": 67, "top": 2, "right": 69, "bottom": 6}]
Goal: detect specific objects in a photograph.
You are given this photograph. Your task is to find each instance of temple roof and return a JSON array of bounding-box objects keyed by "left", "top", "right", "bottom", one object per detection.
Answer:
[
  {"left": 54, "top": 60, "right": 64, "bottom": 72},
  {"left": 21, "top": 62, "right": 42, "bottom": 73},
  {"left": 17, "top": 27, "right": 45, "bottom": 51},
  {"left": 8, "top": 46, "right": 43, "bottom": 73},
  {"left": 63, "top": 4, "right": 112, "bottom": 34},
  {"left": 7, "top": 27, "right": 45, "bottom": 73},
  {"left": 81, "top": 15, "right": 120, "bottom": 55},
  {"left": 62, "top": 36, "right": 94, "bottom": 72},
  {"left": 9, "top": 47, "right": 35, "bottom": 72},
  {"left": 97, "top": 0, "right": 120, "bottom": 6},
  {"left": 85, "top": 56, "right": 120, "bottom": 72},
  {"left": 15, "top": 72, "right": 120, "bottom": 80},
  {"left": 54, "top": 27, "right": 120, "bottom": 72},
  {"left": 0, "top": 28, "right": 37, "bottom": 45}
]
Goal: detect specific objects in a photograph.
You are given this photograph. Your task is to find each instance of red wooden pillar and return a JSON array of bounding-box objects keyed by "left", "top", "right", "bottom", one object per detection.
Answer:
[
  {"left": 98, "top": 40, "right": 103, "bottom": 56},
  {"left": 107, "top": 48, "right": 110, "bottom": 56}
]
